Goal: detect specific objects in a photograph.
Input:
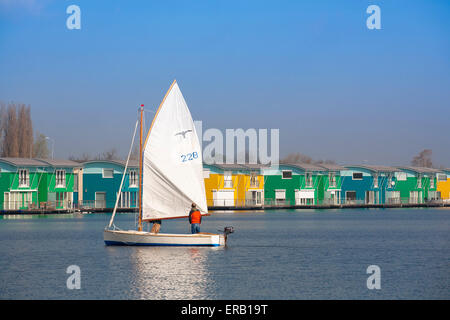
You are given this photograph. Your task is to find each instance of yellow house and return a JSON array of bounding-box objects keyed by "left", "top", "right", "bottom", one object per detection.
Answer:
[
  {"left": 437, "top": 170, "right": 450, "bottom": 200},
  {"left": 203, "top": 164, "right": 265, "bottom": 207}
]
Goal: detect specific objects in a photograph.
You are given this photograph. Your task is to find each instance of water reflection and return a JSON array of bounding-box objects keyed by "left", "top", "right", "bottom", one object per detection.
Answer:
[
  {"left": 0, "top": 213, "right": 79, "bottom": 220},
  {"left": 115, "top": 246, "right": 220, "bottom": 299}
]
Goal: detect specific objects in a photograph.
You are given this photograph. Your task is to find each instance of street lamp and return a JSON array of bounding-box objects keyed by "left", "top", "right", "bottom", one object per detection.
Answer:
[{"left": 45, "top": 136, "right": 54, "bottom": 159}]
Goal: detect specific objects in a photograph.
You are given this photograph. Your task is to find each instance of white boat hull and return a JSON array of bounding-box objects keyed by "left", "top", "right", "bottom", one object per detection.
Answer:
[{"left": 104, "top": 229, "right": 225, "bottom": 246}]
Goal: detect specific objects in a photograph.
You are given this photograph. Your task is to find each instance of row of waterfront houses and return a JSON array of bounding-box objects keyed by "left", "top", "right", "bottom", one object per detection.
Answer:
[
  {"left": 0, "top": 158, "right": 139, "bottom": 210},
  {"left": 1, "top": 157, "right": 450, "bottom": 211},
  {"left": 204, "top": 163, "right": 449, "bottom": 207}
]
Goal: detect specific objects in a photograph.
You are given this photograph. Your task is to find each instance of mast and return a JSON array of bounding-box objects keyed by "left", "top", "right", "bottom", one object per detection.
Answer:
[{"left": 138, "top": 104, "right": 144, "bottom": 231}]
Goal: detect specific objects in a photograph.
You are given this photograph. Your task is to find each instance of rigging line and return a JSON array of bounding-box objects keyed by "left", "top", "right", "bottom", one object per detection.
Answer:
[{"left": 107, "top": 119, "right": 139, "bottom": 229}]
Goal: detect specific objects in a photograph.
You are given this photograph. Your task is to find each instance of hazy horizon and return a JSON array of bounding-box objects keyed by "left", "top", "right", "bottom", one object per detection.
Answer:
[{"left": 1, "top": 0, "right": 449, "bottom": 167}]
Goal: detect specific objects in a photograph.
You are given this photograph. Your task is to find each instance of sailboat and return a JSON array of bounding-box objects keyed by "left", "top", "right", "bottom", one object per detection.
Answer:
[{"left": 104, "top": 80, "right": 233, "bottom": 246}]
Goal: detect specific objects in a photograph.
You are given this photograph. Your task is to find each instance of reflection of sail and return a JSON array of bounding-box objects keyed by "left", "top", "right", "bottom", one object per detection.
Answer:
[{"left": 128, "top": 247, "right": 220, "bottom": 299}]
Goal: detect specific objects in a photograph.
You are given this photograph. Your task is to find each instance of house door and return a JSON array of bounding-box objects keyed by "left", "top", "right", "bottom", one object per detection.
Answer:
[
  {"left": 334, "top": 191, "right": 341, "bottom": 204},
  {"left": 365, "top": 191, "right": 375, "bottom": 204},
  {"left": 3, "top": 192, "right": 9, "bottom": 210},
  {"left": 95, "top": 192, "right": 106, "bottom": 208},
  {"left": 295, "top": 190, "right": 315, "bottom": 205},
  {"left": 56, "top": 192, "right": 66, "bottom": 209},
  {"left": 22, "top": 192, "right": 32, "bottom": 209},
  {"left": 409, "top": 191, "right": 418, "bottom": 204},
  {"left": 248, "top": 190, "right": 263, "bottom": 206}
]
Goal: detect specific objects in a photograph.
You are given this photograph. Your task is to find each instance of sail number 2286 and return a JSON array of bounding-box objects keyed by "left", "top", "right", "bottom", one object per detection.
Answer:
[{"left": 181, "top": 152, "right": 198, "bottom": 162}]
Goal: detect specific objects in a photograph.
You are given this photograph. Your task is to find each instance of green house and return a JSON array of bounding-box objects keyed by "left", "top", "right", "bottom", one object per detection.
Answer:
[
  {"left": 317, "top": 163, "right": 344, "bottom": 205},
  {"left": 0, "top": 158, "right": 79, "bottom": 210},
  {"left": 394, "top": 167, "right": 440, "bottom": 204},
  {"left": 0, "top": 158, "right": 48, "bottom": 210},
  {"left": 36, "top": 159, "right": 80, "bottom": 209},
  {"left": 263, "top": 163, "right": 327, "bottom": 205}
]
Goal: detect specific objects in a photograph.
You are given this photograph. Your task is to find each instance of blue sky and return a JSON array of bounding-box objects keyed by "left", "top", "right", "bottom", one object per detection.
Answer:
[{"left": 0, "top": 0, "right": 449, "bottom": 166}]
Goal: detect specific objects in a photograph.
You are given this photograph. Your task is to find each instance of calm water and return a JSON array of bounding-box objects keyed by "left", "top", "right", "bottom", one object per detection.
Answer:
[{"left": 0, "top": 208, "right": 449, "bottom": 299}]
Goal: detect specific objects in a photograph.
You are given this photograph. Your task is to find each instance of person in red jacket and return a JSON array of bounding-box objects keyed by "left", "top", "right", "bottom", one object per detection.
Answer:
[{"left": 188, "top": 203, "right": 202, "bottom": 234}]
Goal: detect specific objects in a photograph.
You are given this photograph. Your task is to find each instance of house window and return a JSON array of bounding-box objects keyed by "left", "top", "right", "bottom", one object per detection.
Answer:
[
  {"left": 305, "top": 172, "right": 313, "bottom": 187},
  {"left": 417, "top": 175, "right": 422, "bottom": 188},
  {"left": 74, "top": 174, "right": 78, "bottom": 190},
  {"left": 282, "top": 170, "right": 292, "bottom": 179},
  {"left": 346, "top": 191, "right": 357, "bottom": 201},
  {"left": 437, "top": 174, "right": 447, "bottom": 181},
  {"left": 129, "top": 170, "right": 138, "bottom": 187},
  {"left": 223, "top": 171, "right": 233, "bottom": 188},
  {"left": 352, "top": 172, "right": 363, "bottom": 180},
  {"left": 19, "top": 169, "right": 29, "bottom": 187},
  {"left": 430, "top": 177, "right": 435, "bottom": 188},
  {"left": 250, "top": 173, "right": 259, "bottom": 188},
  {"left": 103, "top": 168, "right": 114, "bottom": 179},
  {"left": 55, "top": 170, "right": 66, "bottom": 188},
  {"left": 329, "top": 172, "right": 336, "bottom": 188},
  {"left": 373, "top": 174, "right": 378, "bottom": 188},
  {"left": 396, "top": 172, "right": 407, "bottom": 181},
  {"left": 387, "top": 175, "right": 394, "bottom": 188},
  {"left": 275, "top": 189, "right": 286, "bottom": 204}
]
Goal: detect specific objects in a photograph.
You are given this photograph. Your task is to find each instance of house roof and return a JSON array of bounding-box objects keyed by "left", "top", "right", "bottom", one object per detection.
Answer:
[
  {"left": 282, "top": 162, "right": 326, "bottom": 172},
  {"left": 35, "top": 158, "right": 81, "bottom": 167},
  {"left": 82, "top": 159, "right": 139, "bottom": 168},
  {"left": 396, "top": 166, "right": 441, "bottom": 174},
  {"left": 240, "top": 163, "right": 270, "bottom": 170},
  {"left": 317, "top": 163, "right": 345, "bottom": 171},
  {"left": 205, "top": 163, "right": 268, "bottom": 171},
  {"left": 0, "top": 157, "right": 47, "bottom": 167},
  {"left": 345, "top": 165, "right": 398, "bottom": 173}
]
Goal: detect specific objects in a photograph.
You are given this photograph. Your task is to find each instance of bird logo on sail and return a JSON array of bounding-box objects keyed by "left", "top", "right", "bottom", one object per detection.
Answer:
[{"left": 175, "top": 129, "right": 193, "bottom": 138}]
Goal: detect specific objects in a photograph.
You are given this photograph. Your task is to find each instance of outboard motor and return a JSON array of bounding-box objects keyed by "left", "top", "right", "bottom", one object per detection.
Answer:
[{"left": 220, "top": 226, "right": 234, "bottom": 245}]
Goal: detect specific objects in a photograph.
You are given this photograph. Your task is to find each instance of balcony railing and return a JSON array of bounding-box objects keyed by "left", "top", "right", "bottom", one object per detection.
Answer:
[
  {"left": 249, "top": 180, "right": 260, "bottom": 188},
  {"left": 1, "top": 197, "right": 445, "bottom": 211}
]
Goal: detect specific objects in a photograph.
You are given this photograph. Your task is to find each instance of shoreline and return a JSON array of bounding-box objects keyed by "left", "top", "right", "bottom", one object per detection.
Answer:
[{"left": 1, "top": 202, "right": 449, "bottom": 215}]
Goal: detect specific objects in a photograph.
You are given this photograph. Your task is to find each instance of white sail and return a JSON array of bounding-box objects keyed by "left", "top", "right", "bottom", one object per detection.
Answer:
[{"left": 142, "top": 80, "right": 207, "bottom": 221}]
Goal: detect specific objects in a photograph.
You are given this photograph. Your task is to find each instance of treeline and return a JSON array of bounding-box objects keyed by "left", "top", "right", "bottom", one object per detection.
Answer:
[
  {"left": 0, "top": 102, "right": 50, "bottom": 158},
  {"left": 281, "top": 149, "right": 435, "bottom": 168},
  {"left": 0, "top": 101, "right": 135, "bottom": 162},
  {"left": 69, "top": 146, "right": 140, "bottom": 163}
]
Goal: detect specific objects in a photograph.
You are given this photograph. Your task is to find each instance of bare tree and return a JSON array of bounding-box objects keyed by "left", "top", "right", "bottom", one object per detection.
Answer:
[
  {"left": 129, "top": 145, "right": 140, "bottom": 161},
  {"left": 281, "top": 153, "right": 313, "bottom": 164},
  {"left": 32, "top": 132, "right": 50, "bottom": 158},
  {"left": 0, "top": 103, "right": 34, "bottom": 158},
  {"left": 70, "top": 149, "right": 122, "bottom": 162},
  {"left": 69, "top": 153, "right": 92, "bottom": 162},
  {"left": 24, "top": 105, "right": 33, "bottom": 158},
  {"left": 18, "top": 104, "right": 28, "bottom": 157},
  {"left": 96, "top": 148, "right": 121, "bottom": 161},
  {"left": 2, "top": 104, "right": 19, "bottom": 157},
  {"left": 0, "top": 102, "right": 5, "bottom": 155},
  {"left": 315, "top": 159, "right": 336, "bottom": 165},
  {"left": 411, "top": 149, "right": 433, "bottom": 168}
]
